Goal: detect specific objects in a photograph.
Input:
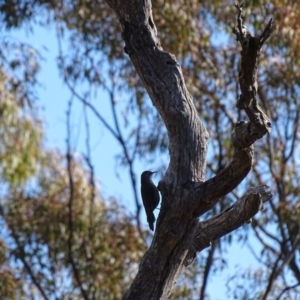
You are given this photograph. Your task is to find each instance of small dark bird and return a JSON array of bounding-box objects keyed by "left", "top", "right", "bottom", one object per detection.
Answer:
[{"left": 141, "top": 171, "right": 160, "bottom": 231}]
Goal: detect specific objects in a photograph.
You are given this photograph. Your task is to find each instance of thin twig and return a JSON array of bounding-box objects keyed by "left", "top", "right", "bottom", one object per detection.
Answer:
[
  {"left": 262, "top": 235, "right": 300, "bottom": 300},
  {"left": 56, "top": 28, "right": 144, "bottom": 235},
  {"left": 106, "top": 84, "right": 142, "bottom": 232},
  {"left": 83, "top": 102, "right": 96, "bottom": 258},
  {"left": 276, "top": 283, "right": 300, "bottom": 300},
  {"left": 259, "top": 18, "right": 276, "bottom": 46},
  {"left": 234, "top": 2, "right": 244, "bottom": 39},
  {"left": 9, "top": 228, "right": 50, "bottom": 300},
  {"left": 261, "top": 253, "right": 283, "bottom": 300},
  {"left": 66, "top": 97, "right": 89, "bottom": 300},
  {"left": 199, "top": 241, "right": 217, "bottom": 300},
  {"left": 258, "top": 225, "right": 281, "bottom": 244},
  {"left": 252, "top": 225, "right": 278, "bottom": 256}
]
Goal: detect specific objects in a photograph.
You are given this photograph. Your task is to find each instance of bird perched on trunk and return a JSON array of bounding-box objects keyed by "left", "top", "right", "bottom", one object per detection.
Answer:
[{"left": 140, "top": 171, "right": 160, "bottom": 231}]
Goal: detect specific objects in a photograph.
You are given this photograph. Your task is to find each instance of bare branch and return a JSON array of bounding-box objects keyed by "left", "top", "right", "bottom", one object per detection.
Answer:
[
  {"left": 66, "top": 98, "right": 89, "bottom": 300},
  {"left": 276, "top": 283, "right": 300, "bottom": 300},
  {"left": 199, "top": 241, "right": 217, "bottom": 300},
  {"left": 262, "top": 235, "right": 300, "bottom": 300},
  {"left": 233, "top": 2, "right": 245, "bottom": 40},
  {"left": 82, "top": 104, "right": 96, "bottom": 258},
  {"left": 106, "top": 85, "right": 142, "bottom": 232},
  {"left": 259, "top": 18, "right": 276, "bottom": 46},
  {"left": 252, "top": 225, "right": 279, "bottom": 257},
  {"left": 190, "top": 8, "right": 275, "bottom": 216},
  {"left": 56, "top": 27, "right": 144, "bottom": 234},
  {"left": 187, "top": 185, "right": 272, "bottom": 264},
  {"left": 233, "top": 6, "right": 275, "bottom": 138},
  {"left": 192, "top": 145, "right": 253, "bottom": 217},
  {"left": 256, "top": 223, "right": 281, "bottom": 245},
  {"left": 10, "top": 230, "right": 50, "bottom": 300}
]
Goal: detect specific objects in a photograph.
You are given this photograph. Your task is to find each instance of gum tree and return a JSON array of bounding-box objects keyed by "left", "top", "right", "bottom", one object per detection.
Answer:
[{"left": 103, "top": 1, "right": 274, "bottom": 298}]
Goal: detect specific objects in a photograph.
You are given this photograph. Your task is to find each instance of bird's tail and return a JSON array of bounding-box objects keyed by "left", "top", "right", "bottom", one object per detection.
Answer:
[{"left": 147, "top": 212, "right": 156, "bottom": 231}]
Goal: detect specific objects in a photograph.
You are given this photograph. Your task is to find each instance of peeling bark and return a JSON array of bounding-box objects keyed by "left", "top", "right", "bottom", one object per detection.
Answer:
[{"left": 104, "top": 1, "right": 274, "bottom": 299}]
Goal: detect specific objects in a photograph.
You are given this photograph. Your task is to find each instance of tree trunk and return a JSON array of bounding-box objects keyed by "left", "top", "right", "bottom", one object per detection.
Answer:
[{"left": 104, "top": 1, "right": 275, "bottom": 298}]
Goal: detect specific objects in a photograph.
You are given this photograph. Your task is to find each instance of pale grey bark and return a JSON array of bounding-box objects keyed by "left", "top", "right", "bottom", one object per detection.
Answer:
[{"left": 104, "top": 1, "right": 275, "bottom": 299}]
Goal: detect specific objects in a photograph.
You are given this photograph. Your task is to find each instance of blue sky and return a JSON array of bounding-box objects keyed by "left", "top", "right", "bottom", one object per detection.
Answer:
[
  {"left": 8, "top": 21, "right": 268, "bottom": 300},
  {"left": 10, "top": 24, "right": 142, "bottom": 205}
]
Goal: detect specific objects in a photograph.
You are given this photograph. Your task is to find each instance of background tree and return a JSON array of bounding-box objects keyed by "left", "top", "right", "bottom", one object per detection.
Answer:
[
  {"left": 0, "top": 0, "right": 299, "bottom": 299},
  {"left": 0, "top": 65, "right": 146, "bottom": 299}
]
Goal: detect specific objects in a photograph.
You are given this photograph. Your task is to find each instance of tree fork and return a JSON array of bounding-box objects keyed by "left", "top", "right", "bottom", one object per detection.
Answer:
[{"left": 104, "top": 1, "right": 275, "bottom": 299}]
